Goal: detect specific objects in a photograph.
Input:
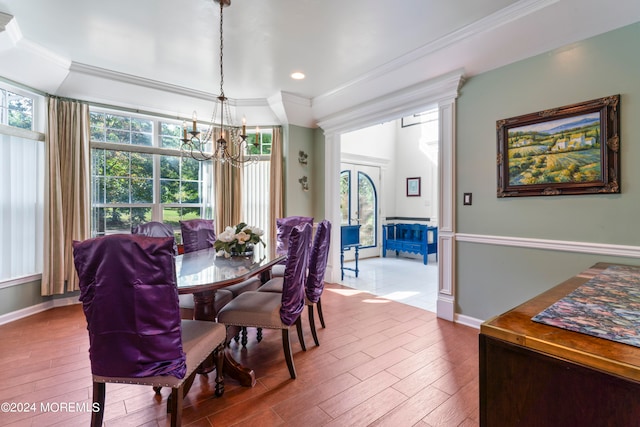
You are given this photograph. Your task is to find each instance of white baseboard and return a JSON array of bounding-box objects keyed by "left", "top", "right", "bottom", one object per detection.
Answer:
[
  {"left": 455, "top": 313, "right": 482, "bottom": 329},
  {"left": 0, "top": 296, "right": 80, "bottom": 326}
]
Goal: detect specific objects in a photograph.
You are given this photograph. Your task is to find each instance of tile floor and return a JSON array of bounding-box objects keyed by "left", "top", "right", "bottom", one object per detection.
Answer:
[{"left": 341, "top": 253, "right": 438, "bottom": 312}]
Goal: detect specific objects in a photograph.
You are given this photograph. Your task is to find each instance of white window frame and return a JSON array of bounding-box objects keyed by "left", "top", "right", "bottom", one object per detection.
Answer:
[
  {"left": 0, "top": 82, "right": 44, "bottom": 288},
  {"left": 89, "top": 108, "right": 214, "bottom": 238}
]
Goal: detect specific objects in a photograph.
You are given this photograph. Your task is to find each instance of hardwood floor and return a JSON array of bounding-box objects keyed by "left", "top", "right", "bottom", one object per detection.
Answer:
[{"left": 0, "top": 284, "right": 479, "bottom": 426}]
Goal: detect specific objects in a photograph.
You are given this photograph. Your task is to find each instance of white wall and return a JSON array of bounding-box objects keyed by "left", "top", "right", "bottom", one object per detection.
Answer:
[
  {"left": 341, "top": 122, "right": 396, "bottom": 220},
  {"left": 340, "top": 117, "right": 437, "bottom": 225},
  {"left": 394, "top": 120, "right": 438, "bottom": 223}
]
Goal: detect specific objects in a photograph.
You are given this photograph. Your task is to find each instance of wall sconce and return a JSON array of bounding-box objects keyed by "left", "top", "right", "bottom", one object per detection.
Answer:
[
  {"left": 298, "top": 176, "right": 309, "bottom": 191},
  {"left": 298, "top": 150, "right": 308, "bottom": 165}
]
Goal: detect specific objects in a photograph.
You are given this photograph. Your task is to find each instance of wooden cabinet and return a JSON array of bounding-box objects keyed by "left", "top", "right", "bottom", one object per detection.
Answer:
[{"left": 479, "top": 263, "right": 640, "bottom": 426}]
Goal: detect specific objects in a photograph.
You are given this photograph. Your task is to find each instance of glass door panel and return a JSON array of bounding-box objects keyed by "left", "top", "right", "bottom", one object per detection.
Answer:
[{"left": 340, "top": 163, "right": 380, "bottom": 259}]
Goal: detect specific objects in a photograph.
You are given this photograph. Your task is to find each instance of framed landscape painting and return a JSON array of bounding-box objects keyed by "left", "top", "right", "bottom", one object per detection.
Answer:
[{"left": 497, "top": 95, "right": 620, "bottom": 197}]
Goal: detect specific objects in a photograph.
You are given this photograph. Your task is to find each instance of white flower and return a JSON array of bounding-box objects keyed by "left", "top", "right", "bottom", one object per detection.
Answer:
[
  {"left": 251, "top": 226, "right": 264, "bottom": 236},
  {"left": 217, "top": 227, "right": 236, "bottom": 242}
]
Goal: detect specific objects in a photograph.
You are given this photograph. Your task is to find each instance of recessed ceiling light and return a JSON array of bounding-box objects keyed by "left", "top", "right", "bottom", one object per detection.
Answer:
[{"left": 291, "top": 72, "right": 305, "bottom": 80}]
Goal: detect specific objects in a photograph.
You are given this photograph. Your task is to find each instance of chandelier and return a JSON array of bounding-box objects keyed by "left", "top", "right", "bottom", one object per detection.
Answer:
[{"left": 181, "top": 0, "right": 258, "bottom": 165}]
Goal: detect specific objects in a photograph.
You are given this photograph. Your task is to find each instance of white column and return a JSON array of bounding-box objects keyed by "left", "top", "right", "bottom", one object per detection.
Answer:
[
  {"left": 436, "top": 98, "right": 456, "bottom": 321},
  {"left": 323, "top": 132, "right": 342, "bottom": 283}
]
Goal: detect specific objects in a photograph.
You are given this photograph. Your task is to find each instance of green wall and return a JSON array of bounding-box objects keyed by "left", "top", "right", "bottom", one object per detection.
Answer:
[
  {"left": 456, "top": 23, "right": 640, "bottom": 320},
  {"left": 313, "top": 127, "right": 326, "bottom": 220},
  {"left": 0, "top": 279, "right": 78, "bottom": 317},
  {"left": 0, "top": 280, "right": 43, "bottom": 314},
  {"left": 285, "top": 124, "right": 325, "bottom": 220}
]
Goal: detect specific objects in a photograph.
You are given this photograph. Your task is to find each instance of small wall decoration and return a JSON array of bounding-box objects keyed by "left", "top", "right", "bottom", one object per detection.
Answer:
[
  {"left": 298, "top": 150, "right": 308, "bottom": 165},
  {"left": 497, "top": 95, "right": 620, "bottom": 197},
  {"left": 298, "top": 176, "right": 309, "bottom": 191},
  {"left": 406, "top": 177, "right": 421, "bottom": 197}
]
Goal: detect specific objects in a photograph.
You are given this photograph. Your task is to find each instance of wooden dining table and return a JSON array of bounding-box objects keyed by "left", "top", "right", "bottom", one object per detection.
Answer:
[{"left": 175, "top": 246, "right": 284, "bottom": 387}]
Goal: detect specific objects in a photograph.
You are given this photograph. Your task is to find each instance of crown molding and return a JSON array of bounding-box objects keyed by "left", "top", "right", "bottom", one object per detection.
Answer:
[
  {"left": 341, "top": 152, "right": 391, "bottom": 167},
  {"left": 317, "top": 69, "right": 464, "bottom": 135},
  {"left": 0, "top": 12, "right": 21, "bottom": 46},
  {"left": 19, "top": 38, "right": 70, "bottom": 70},
  {"left": 313, "top": 0, "right": 558, "bottom": 105},
  {"left": 69, "top": 62, "right": 268, "bottom": 107}
]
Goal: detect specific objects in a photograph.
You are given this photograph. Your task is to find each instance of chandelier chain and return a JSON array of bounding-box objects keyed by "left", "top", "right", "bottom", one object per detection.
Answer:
[
  {"left": 219, "top": 0, "right": 224, "bottom": 97},
  {"left": 179, "top": 0, "right": 259, "bottom": 166}
]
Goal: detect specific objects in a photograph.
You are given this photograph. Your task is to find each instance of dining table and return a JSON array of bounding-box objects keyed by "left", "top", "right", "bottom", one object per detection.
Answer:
[{"left": 175, "top": 246, "right": 285, "bottom": 387}]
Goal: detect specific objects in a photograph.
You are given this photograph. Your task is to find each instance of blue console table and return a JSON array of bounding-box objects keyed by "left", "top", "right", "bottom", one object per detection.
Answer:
[
  {"left": 382, "top": 223, "right": 437, "bottom": 265},
  {"left": 340, "top": 225, "right": 361, "bottom": 280}
]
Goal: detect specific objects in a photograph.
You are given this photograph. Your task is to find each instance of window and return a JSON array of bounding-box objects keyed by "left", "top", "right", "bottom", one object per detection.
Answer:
[
  {"left": 0, "top": 87, "right": 34, "bottom": 130},
  {"left": 90, "top": 109, "right": 213, "bottom": 238},
  {"left": 246, "top": 128, "right": 272, "bottom": 155},
  {"left": 0, "top": 85, "right": 42, "bottom": 285}
]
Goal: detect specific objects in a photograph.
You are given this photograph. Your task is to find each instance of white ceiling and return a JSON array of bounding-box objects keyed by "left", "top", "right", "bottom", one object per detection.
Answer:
[{"left": 0, "top": 0, "right": 639, "bottom": 127}]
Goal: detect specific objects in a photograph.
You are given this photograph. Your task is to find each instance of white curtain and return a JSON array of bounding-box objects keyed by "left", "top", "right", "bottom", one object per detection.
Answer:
[
  {"left": 42, "top": 98, "right": 91, "bottom": 295},
  {"left": 242, "top": 159, "right": 270, "bottom": 255},
  {"left": 0, "top": 129, "right": 44, "bottom": 281}
]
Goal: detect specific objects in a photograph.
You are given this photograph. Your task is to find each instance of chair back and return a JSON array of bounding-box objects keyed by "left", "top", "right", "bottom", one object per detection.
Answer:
[
  {"left": 72, "top": 234, "right": 186, "bottom": 379},
  {"left": 306, "top": 220, "right": 331, "bottom": 304},
  {"left": 132, "top": 221, "right": 177, "bottom": 254},
  {"left": 280, "top": 223, "right": 312, "bottom": 325},
  {"left": 276, "top": 216, "right": 313, "bottom": 257},
  {"left": 180, "top": 219, "right": 216, "bottom": 253}
]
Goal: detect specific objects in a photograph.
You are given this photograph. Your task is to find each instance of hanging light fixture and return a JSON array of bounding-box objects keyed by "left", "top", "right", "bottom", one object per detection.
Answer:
[{"left": 181, "top": 0, "right": 259, "bottom": 165}]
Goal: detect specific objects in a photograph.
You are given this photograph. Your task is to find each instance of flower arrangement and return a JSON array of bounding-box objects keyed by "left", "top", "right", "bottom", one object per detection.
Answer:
[{"left": 214, "top": 222, "right": 265, "bottom": 258}]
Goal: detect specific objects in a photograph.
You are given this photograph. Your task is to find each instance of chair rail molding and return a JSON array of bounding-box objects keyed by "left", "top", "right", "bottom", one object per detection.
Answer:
[{"left": 456, "top": 233, "right": 640, "bottom": 258}]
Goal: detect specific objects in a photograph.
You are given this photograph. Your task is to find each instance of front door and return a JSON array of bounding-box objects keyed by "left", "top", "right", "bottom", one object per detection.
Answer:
[{"left": 340, "top": 163, "right": 380, "bottom": 259}]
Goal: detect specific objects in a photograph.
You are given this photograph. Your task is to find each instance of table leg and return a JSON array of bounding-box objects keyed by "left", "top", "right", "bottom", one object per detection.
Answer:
[
  {"left": 222, "top": 351, "right": 256, "bottom": 387},
  {"left": 191, "top": 291, "right": 256, "bottom": 387},
  {"left": 192, "top": 290, "right": 217, "bottom": 321}
]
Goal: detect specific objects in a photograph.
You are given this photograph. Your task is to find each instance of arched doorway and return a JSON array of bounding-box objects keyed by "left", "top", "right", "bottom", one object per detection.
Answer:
[{"left": 340, "top": 164, "right": 380, "bottom": 259}]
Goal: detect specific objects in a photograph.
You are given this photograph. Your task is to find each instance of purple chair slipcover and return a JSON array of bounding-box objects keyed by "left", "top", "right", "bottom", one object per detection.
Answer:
[
  {"left": 259, "top": 220, "right": 331, "bottom": 346},
  {"left": 305, "top": 220, "right": 331, "bottom": 345},
  {"left": 217, "top": 223, "right": 312, "bottom": 379},
  {"left": 273, "top": 216, "right": 314, "bottom": 277},
  {"left": 180, "top": 219, "right": 216, "bottom": 254},
  {"left": 73, "top": 234, "right": 226, "bottom": 427},
  {"left": 134, "top": 221, "right": 233, "bottom": 319},
  {"left": 132, "top": 221, "right": 178, "bottom": 255}
]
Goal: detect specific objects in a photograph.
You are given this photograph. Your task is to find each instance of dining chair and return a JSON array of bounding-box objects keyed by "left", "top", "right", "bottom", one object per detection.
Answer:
[
  {"left": 303, "top": 219, "right": 331, "bottom": 346},
  {"left": 272, "top": 215, "right": 314, "bottom": 277},
  {"left": 72, "top": 234, "right": 226, "bottom": 427},
  {"left": 259, "top": 220, "right": 331, "bottom": 346},
  {"left": 217, "top": 223, "right": 312, "bottom": 379},
  {"left": 224, "top": 275, "right": 263, "bottom": 348},
  {"left": 179, "top": 218, "right": 216, "bottom": 253},
  {"left": 134, "top": 220, "right": 233, "bottom": 319},
  {"left": 132, "top": 221, "right": 178, "bottom": 254}
]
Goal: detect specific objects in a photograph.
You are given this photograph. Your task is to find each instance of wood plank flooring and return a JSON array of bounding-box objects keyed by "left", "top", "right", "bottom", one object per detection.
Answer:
[{"left": 0, "top": 284, "right": 479, "bottom": 426}]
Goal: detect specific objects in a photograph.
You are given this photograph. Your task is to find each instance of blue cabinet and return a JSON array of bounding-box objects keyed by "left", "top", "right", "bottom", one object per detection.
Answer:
[
  {"left": 382, "top": 223, "right": 437, "bottom": 265},
  {"left": 340, "top": 225, "right": 361, "bottom": 280}
]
